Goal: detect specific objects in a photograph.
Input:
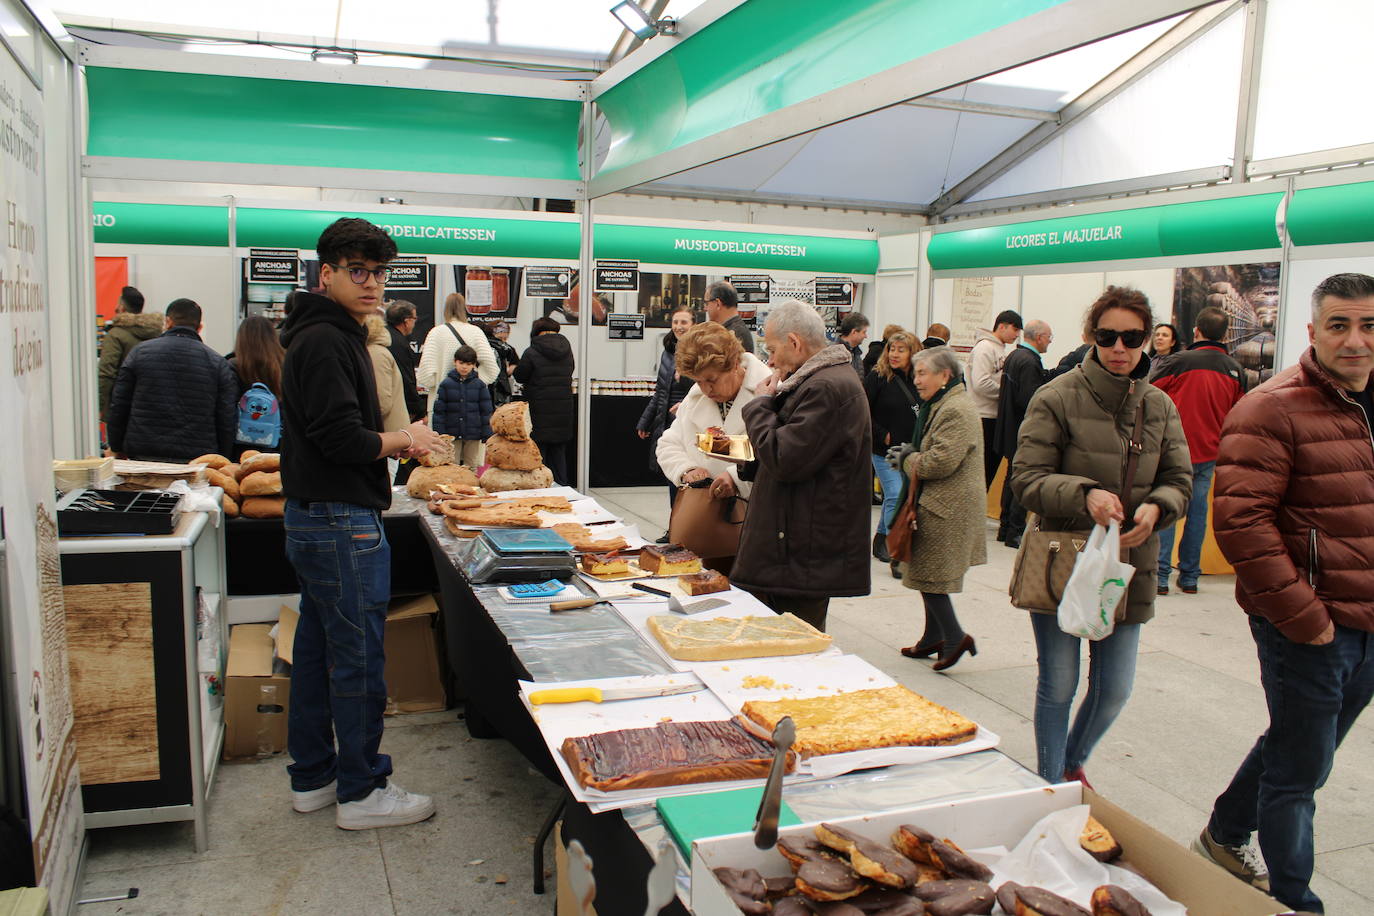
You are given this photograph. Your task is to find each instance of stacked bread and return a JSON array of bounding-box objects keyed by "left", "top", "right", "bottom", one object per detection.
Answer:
[
  {"left": 480, "top": 402, "right": 554, "bottom": 492},
  {"left": 191, "top": 451, "right": 283, "bottom": 517}
]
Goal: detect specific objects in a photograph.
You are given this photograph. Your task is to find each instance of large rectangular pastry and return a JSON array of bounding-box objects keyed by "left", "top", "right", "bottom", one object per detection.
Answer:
[
  {"left": 560, "top": 719, "right": 793, "bottom": 792},
  {"left": 740, "top": 686, "right": 977, "bottom": 757},
  {"left": 647, "top": 613, "right": 831, "bottom": 661},
  {"left": 639, "top": 543, "right": 702, "bottom": 575}
]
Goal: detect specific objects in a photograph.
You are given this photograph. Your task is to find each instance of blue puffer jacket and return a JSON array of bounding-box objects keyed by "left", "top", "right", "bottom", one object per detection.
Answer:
[
  {"left": 106, "top": 325, "right": 239, "bottom": 461},
  {"left": 432, "top": 368, "right": 493, "bottom": 441}
]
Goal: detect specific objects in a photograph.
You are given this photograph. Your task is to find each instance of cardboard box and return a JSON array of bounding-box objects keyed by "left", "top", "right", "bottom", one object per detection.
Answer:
[
  {"left": 690, "top": 784, "right": 1284, "bottom": 916},
  {"left": 223, "top": 624, "right": 290, "bottom": 760},
  {"left": 384, "top": 594, "right": 447, "bottom": 715}
]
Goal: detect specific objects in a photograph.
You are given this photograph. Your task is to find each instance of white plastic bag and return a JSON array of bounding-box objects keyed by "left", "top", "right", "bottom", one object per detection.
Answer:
[{"left": 1057, "top": 521, "right": 1134, "bottom": 640}]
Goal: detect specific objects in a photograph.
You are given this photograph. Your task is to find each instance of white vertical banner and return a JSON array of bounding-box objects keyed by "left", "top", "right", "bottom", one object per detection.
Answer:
[
  {"left": 0, "top": 40, "right": 83, "bottom": 913},
  {"left": 949, "top": 277, "right": 994, "bottom": 350}
]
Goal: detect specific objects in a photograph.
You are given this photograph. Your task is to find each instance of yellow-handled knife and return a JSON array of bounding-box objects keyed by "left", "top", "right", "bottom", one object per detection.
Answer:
[{"left": 528, "top": 683, "right": 704, "bottom": 705}]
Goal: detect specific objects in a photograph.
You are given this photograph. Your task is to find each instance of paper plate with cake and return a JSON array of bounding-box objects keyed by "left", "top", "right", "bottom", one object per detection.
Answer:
[{"left": 695, "top": 426, "right": 755, "bottom": 465}]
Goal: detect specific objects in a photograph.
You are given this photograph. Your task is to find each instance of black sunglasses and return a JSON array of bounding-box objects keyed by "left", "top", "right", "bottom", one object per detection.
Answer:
[{"left": 1093, "top": 328, "right": 1148, "bottom": 348}]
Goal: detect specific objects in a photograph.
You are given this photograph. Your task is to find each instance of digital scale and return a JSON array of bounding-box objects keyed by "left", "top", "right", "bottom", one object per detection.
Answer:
[{"left": 460, "top": 528, "right": 577, "bottom": 584}]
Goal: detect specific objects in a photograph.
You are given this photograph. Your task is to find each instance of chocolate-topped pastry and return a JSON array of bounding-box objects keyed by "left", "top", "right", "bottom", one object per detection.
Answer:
[
  {"left": 1080, "top": 816, "right": 1123, "bottom": 863},
  {"left": 816, "top": 823, "right": 921, "bottom": 888},
  {"left": 996, "top": 882, "right": 1025, "bottom": 914},
  {"left": 911, "top": 879, "right": 995, "bottom": 916},
  {"left": 713, "top": 867, "right": 769, "bottom": 914},
  {"left": 811, "top": 903, "right": 867, "bottom": 916},
  {"left": 778, "top": 835, "right": 868, "bottom": 901},
  {"left": 1089, "top": 885, "right": 1151, "bottom": 916},
  {"left": 774, "top": 898, "right": 813, "bottom": 916},
  {"left": 1012, "top": 885, "right": 1091, "bottom": 916},
  {"left": 706, "top": 425, "right": 733, "bottom": 454},
  {"left": 766, "top": 874, "right": 800, "bottom": 898},
  {"left": 845, "top": 887, "right": 926, "bottom": 915},
  {"left": 892, "top": 826, "right": 991, "bottom": 881},
  {"left": 560, "top": 720, "right": 790, "bottom": 791},
  {"left": 892, "top": 825, "right": 939, "bottom": 864}
]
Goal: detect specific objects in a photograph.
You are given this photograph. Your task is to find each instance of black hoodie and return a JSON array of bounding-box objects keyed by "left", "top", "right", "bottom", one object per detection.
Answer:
[
  {"left": 279, "top": 292, "right": 390, "bottom": 509},
  {"left": 514, "top": 332, "right": 576, "bottom": 443}
]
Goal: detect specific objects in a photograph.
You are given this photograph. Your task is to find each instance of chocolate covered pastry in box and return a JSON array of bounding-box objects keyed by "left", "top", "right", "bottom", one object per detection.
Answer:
[{"left": 560, "top": 719, "right": 793, "bottom": 792}]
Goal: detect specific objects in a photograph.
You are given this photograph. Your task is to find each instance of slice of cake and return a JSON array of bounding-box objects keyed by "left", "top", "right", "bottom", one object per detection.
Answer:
[
  {"left": 639, "top": 544, "right": 702, "bottom": 575},
  {"left": 580, "top": 552, "right": 629, "bottom": 576},
  {"left": 679, "top": 570, "right": 729, "bottom": 596},
  {"left": 706, "top": 425, "right": 733, "bottom": 455}
]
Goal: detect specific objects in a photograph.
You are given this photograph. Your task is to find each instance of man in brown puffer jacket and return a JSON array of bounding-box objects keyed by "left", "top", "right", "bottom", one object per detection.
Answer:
[
  {"left": 1197, "top": 272, "right": 1374, "bottom": 915},
  {"left": 98, "top": 286, "right": 162, "bottom": 418}
]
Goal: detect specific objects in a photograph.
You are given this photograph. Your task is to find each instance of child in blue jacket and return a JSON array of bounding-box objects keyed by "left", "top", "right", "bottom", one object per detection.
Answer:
[{"left": 432, "top": 345, "right": 493, "bottom": 467}]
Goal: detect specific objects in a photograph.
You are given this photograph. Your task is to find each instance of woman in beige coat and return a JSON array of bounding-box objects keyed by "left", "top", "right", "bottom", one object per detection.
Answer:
[
  {"left": 365, "top": 314, "right": 409, "bottom": 433},
  {"left": 1010, "top": 286, "right": 1191, "bottom": 785},
  {"left": 891, "top": 346, "right": 987, "bottom": 671}
]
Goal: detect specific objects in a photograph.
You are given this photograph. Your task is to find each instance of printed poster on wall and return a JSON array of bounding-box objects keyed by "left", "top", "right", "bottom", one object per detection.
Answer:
[
  {"left": 0, "top": 42, "right": 84, "bottom": 915},
  {"left": 1172, "top": 263, "right": 1280, "bottom": 389},
  {"left": 950, "top": 277, "right": 995, "bottom": 351}
]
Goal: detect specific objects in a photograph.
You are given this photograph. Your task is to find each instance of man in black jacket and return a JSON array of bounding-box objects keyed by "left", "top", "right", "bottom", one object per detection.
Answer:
[
  {"left": 106, "top": 298, "right": 237, "bottom": 462},
  {"left": 278, "top": 218, "right": 443, "bottom": 831},
  {"left": 384, "top": 300, "right": 423, "bottom": 421},
  {"left": 993, "top": 319, "right": 1053, "bottom": 547},
  {"left": 705, "top": 280, "right": 754, "bottom": 355}
]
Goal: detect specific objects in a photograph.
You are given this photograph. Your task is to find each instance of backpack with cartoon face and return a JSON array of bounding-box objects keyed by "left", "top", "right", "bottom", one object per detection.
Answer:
[{"left": 236, "top": 382, "right": 281, "bottom": 447}]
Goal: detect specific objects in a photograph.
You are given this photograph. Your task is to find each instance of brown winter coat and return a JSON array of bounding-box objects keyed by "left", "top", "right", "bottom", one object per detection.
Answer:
[
  {"left": 734, "top": 344, "right": 872, "bottom": 599},
  {"left": 900, "top": 383, "right": 988, "bottom": 593},
  {"left": 1214, "top": 347, "right": 1374, "bottom": 642},
  {"left": 1010, "top": 352, "right": 1192, "bottom": 625},
  {"left": 99, "top": 311, "right": 163, "bottom": 416}
]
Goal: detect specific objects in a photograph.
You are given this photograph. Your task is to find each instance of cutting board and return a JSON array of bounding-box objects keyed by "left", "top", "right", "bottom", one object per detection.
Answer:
[{"left": 658, "top": 786, "right": 800, "bottom": 861}]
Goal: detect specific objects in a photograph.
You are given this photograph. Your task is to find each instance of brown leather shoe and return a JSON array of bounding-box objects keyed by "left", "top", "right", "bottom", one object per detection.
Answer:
[
  {"left": 900, "top": 640, "right": 943, "bottom": 660},
  {"left": 932, "top": 634, "right": 977, "bottom": 671}
]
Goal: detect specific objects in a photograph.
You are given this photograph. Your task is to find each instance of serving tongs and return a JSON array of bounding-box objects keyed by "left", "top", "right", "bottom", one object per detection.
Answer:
[{"left": 753, "top": 715, "right": 795, "bottom": 850}]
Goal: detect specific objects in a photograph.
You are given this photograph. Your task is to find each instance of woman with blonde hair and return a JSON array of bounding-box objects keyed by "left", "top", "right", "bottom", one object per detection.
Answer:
[
  {"left": 416, "top": 292, "right": 497, "bottom": 417},
  {"left": 865, "top": 330, "right": 921, "bottom": 573}
]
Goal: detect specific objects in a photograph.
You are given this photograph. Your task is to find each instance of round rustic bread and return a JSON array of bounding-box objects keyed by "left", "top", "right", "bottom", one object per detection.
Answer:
[
  {"left": 479, "top": 465, "right": 553, "bottom": 493},
  {"left": 490, "top": 402, "right": 533, "bottom": 442},
  {"left": 406, "top": 464, "right": 480, "bottom": 498},
  {"left": 191, "top": 453, "right": 230, "bottom": 470},
  {"left": 485, "top": 435, "right": 543, "bottom": 471},
  {"left": 240, "top": 496, "right": 285, "bottom": 518},
  {"left": 240, "top": 470, "right": 283, "bottom": 497}
]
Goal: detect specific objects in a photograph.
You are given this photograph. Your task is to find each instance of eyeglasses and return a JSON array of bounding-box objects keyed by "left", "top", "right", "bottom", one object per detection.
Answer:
[
  {"left": 1093, "top": 328, "right": 1148, "bottom": 348},
  {"left": 331, "top": 263, "right": 391, "bottom": 285}
]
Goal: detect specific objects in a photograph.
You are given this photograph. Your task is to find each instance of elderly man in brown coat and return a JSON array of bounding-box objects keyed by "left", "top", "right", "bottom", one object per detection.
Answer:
[{"left": 734, "top": 300, "right": 872, "bottom": 631}]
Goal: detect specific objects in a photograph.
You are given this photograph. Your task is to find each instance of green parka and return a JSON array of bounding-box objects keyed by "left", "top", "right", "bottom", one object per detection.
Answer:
[
  {"left": 99, "top": 311, "right": 163, "bottom": 416},
  {"left": 1009, "top": 351, "right": 1192, "bottom": 624}
]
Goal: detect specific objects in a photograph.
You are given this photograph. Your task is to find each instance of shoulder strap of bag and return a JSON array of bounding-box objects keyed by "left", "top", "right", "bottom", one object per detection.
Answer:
[
  {"left": 1122, "top": 401, "right": 1146, "bottom": 506},
  {"left": 894, "top": 374, "right": 919, "bottom": 409},
  {"left": 446, "top": 323, "right": 463, "bottom": 345}
]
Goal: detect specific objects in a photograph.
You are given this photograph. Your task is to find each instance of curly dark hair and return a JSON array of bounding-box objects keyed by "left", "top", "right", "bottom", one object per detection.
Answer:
[{"left": 316, "top": 217, "right": 397, "bottom": 266}]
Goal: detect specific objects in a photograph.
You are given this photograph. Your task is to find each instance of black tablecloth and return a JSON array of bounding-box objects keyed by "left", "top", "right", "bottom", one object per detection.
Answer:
[{"left": 590, "top": 394, "right": 663, "bottom": 488}]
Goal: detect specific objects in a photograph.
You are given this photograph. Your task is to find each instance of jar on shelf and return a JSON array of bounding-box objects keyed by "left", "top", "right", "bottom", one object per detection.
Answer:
[
  {"left": 490, "top": 268, "right": 510, "bottom": 315},
  {"left": 465, "top": 266, "right": 492, "bottom": 316}
]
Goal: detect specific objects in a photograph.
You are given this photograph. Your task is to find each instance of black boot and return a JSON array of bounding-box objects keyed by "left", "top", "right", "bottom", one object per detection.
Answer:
[{"left": 872, "top": 532, "right": 891, "bottom": 563}]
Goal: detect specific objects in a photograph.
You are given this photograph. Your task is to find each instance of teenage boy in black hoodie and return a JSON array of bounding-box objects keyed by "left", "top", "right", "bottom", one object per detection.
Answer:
[{"left": 278, "top": 218, "right": 444, "bottom": 830}]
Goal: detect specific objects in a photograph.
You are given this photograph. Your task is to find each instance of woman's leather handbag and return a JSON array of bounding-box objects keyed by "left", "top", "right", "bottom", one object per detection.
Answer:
[
  {"left": 668, "top": 482, "right": 747, "bottom": 558},
  {"left": 1008, "top": 402, "right": 1146, "bottom": 611},
  {"left": 885, "top": 478, "right": 918, "bottom": 563}
]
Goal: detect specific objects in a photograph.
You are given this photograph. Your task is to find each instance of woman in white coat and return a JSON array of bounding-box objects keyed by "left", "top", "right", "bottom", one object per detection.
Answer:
[
  {"left": 417, "top": 292, "right": 498, "bottom": 419},
  {"left": 656, "top": 322, "right": 772, "bottom": 562}
]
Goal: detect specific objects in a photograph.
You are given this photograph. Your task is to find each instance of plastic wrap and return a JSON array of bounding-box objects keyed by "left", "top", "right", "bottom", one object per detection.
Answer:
[{"left": 513, "top": 630, "right": 675, "bottom": 681}]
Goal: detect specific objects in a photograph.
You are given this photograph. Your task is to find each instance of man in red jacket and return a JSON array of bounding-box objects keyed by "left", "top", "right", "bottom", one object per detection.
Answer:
[
  {"left": 1196, "top": 273, "right": 1374, "bottom": 914},
  {"left": 1148, "top": 305, "right": 1245, "bottom": 594}
]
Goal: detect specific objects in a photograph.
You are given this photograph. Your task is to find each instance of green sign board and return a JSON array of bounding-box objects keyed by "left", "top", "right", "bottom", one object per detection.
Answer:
[
  {"left": 1287, "top": 181, "right": 1374, "bottom": 247},
  {"left": 594, "top": 224, "right": 878, "bottom": 275},
  {"left": 92, "top": 202, "right": 229, "bottom": 247},
  {"left": 927, "top": 194, "right": 1283, "bottom": 270},
  {"left": 235, "top": 208, "right": 580, "bottom": 260}
]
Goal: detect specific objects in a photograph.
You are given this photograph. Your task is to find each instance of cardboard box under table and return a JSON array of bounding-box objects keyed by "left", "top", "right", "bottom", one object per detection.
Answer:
[
  {"left": 384, "top": 594, "right": 447, "bottom": 714},
  {"left": 690, "top": 783, "right": 1283, "bottom": 916},
  {"left": 223, "top": 624, "right": 290, "bottom": 759}
]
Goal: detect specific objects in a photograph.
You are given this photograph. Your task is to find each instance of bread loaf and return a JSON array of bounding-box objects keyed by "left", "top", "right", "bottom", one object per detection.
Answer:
[
  {"left": 407, "top": 464, "right": 480, "bottom": 498},
  {"left": 191, "top": 453, "right": 230, "bottom": 470},
  {"left": 485, "top": 435, "right": 542, "bottom": 471},
  {"left": 416, "top": 433, "right": 456, "bottom": 468},
  {"left": 240, "top": 450, "right": 261, "bottom": 461},
  {"left": 240, "top": 471, "right": 283, "bottom": 496},
  {"left": 479, "top": 465, "right": 553, "bottom": 493},
  {"left": 205, "top": 468, "right": 240, "bottom": 502},
  {"left": 241, "top": 496, "right": 285, "bottom": 518},
  {"left": 222, "top": 495, "right": 239, "bottom": 518},
  {"left": 236, "top": 452, "right": 281, "bottom": 481},
  {"left": 490, "top": 402, "right": 533, "bottom": 441}
]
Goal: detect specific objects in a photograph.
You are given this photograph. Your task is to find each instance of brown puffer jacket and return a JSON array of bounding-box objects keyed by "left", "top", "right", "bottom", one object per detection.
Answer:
[
  {"left": 1011, "top": 352, "right": 1192, "bottom": 624},
  {"left": 734, "top": 344, "right": 873, "bottom": 599},
  {"left": 1214, "top": 347, "right": 1374, "bottom": 642}
]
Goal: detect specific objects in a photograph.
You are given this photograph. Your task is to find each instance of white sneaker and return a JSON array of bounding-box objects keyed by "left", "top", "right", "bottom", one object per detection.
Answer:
[
  {"left": 292, "top": 782, "right": 336, "bottom": 813},
  {"left": 336, "top": 783, "right": 436, "bottom": 830}
]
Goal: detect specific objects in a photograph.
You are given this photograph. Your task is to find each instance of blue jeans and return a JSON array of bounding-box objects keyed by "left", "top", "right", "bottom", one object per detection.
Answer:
[
  {"left": 284, "top": 499, "right": 393, "bottom": 803},
  {"left": 1030, "top": 612, "right": 1141, "bottom": 781},
  {"left": 872, "top": 453, "right": 904, "bottom": 535},
  {"left": 1158, "top": 460, "right": 1214, "bottom": 588},
  {"left": 1207, "top": 616, "right": 1374, "bottom": 914}
]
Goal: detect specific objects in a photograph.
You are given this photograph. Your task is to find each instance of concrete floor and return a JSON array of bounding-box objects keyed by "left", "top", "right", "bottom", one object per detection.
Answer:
[{"left": 78, "top": 486, "right": 1374, "bottom": 915}]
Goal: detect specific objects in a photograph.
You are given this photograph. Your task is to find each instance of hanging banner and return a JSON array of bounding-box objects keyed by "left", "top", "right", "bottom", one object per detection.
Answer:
[
  {"left": 595, "top": 259, "right": 640, "bottom": 292},
  {"left": 524, "top": 266, "right": 571, "bottom": 299},
  {"left": 0, "top": 41, "right": 83, "bottom": 915},
  {"left": 814, "top": 276, "right": 854, "bottom": 307},
  {"left": 950, "top": 277, "right": 995, "bottom": 350},
  {"left": 594, "top": 223, "right": 879, "bottom": 275},
  {"left": 246, "top": 248, "right": 300, "bottom": 283},
  {"left": 385, "top": 257, "right": 430, "bottom": 290}
]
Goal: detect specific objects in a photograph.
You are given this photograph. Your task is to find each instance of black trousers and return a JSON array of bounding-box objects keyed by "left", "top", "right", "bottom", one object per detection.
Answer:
[
  {"left": 999, "top": 445, "right": 1028, "bottom": 540},
  {"left": 981, "top": 417, "right": 1001, "bottom": 488}
]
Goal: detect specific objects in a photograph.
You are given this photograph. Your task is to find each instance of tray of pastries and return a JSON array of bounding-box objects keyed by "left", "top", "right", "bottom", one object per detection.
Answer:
[
  {"left": 740, "top": 685, "right": 977, "bottom": 757},
  {"left": 560, "top": 719, "right": 793, "bottom": 792},
  {"left": 695, "top": 426, "right": 754, "bottom": 465}
]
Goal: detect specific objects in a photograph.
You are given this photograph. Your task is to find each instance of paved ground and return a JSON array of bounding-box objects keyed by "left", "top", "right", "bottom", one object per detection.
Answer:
[{"left": 78, "top": 487, "right": 1374, "bottom": 914}]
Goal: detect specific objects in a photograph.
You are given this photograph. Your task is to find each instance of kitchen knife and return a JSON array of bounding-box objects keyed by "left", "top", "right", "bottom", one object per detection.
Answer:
[{"left": 528, "top": 683, "right": 704, "bottom": 705}]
